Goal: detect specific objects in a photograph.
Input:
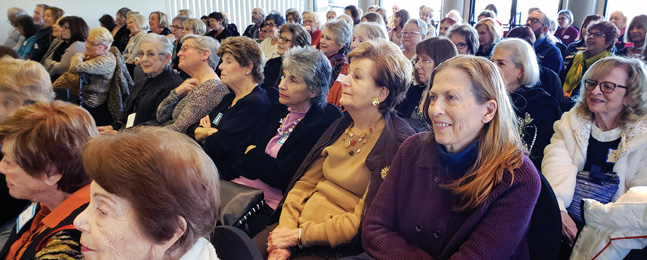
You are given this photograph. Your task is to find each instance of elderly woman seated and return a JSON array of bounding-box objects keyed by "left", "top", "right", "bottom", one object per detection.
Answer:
[
  {"left": 98, "top": 33, "right": 183, "bottom": 135},
  {"left": 491, "top": 38, "right": 561, "bottom": 169},
  {"left": 257, "top": 38, "right": 415, "bottom": 259},
  {"left": 53, "top": 27, "right": 124, "bottom": 126},
  {"left": 0, "top": 57, "right": 55, "bottom": 229},
  {"left": 230, "top": 47, "right": 342, "bottom": 237},
  {"left": 475, "top": 18, "right": 502, "bottom": 57},
  {"left": 0, "top": 101, "right": 98, "bottom": 260},
  {"left": 543, "top": 56, "right": 647, "bottom": 250},
  {"left": 74, "top": 127, "right": 220, "bottom": 259},
  {"left": 188, "top": 37, "right": 271, "bottom": 178},
  {"left": 401, "top": 19, "right": 427, "bottom": 60},
  {"left": 320, "top": 19, "right": 352, "bottom": 89},
  {"left": 260, "top": 23, "right": 311, "bottom": 90},
  {"left": 43, "top": 16, "right": 89, "bottom": 81},
  {"left": 157, "top": 35, "right": 229, "bottom": 133},
  {"left": 362, "top": 55, "right": 541, "bottom": 259}
]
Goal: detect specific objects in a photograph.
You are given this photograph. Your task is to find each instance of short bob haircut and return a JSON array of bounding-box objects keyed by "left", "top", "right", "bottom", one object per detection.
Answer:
[
  {"left": 580, "top": 14, "right": 604, "bottom": 39},
  {"left": 81, "top": 126, "right": 220, "bottom": 254},
  {"left": 394, "top": 9, "right": 410, "bottom": 29},
  {"left": 447, "top": 24, "right": 480, "bottom": 55},
  {"left": 475, "top": 18, "right": 503, "bottom": 45},
  {"left": 58, "top": 16, "right": 89, "bottom": 43},
  {"left": 265, "top": 12, "right": 286, "bottom": 27},
  {"left": 127, "top": 12, "right": 149, "bottom": 31},
  {"left": 286, "top": 10, "right": 302, "bottom": 24},
  {"left": 506, "top": 26, "right": 536, "bottom": 45},
  {"left": 150, "top": 11, "right": 170, "bottom": 30},
  {"left": 557, "top": 10, "right": 574, "bottom": 26},
  {"left": 208, "top": 12, "right": 227, "bottom": 27},
  {"left": 322, "top": 19, "right": 353, "bottom": 56},
  {"left": 282, "top": 47, "right": 332, "bottom": 108},
  {"left": 344, "top": 5, "right": 360, "bottom": 25},
  {"left": 182, "top": 18, "right": 206, "bottom": 36},
  {"left": 577, "top": 56, "right": 647, "bottom": 126},
  {"left": 217, "top": 36, "right": 265, "bottom": 83},
  {"left": 347, "top": 38, "right": 413, "bottom": 114},
  {"left": 406, "top": 19, "right": 428, "bottom": 37},
  {"left": 181, "top": 34, "right": 221, "bottom": 69},
  {"left": 586, "top": 20, "right": 620, "bottom": 51},
  {"left": 493, "top": 38, "right": 540, "bottom": 87},
  {"left": 279, "top": 23, "right": 311, "bottom": 48},
  {"left": 0, "top": 57, "right": 54, "bottom": 117},
  {"left": 88, "top": 27, "right": 114, "bottom": 46},
  {"left": 0, "top": 101, "right": 98, "bottom": 194},
  {"left": 99, "top": 14, "right": 117, "bottom": 31},
  {"left": 414, "top": 37, "right": 458, "bottom": 84},
  {"left": 625, "top": 15, "right": 647, "bottom": 43},
  {"left": 422, "top": 55, "right": 523, "bottom": 211},
  {"left": 361, "top": 12, "right": 385, "bottom": 26},
  {"left": 354, "top": 22, "right": 388, "bottom": 42}
]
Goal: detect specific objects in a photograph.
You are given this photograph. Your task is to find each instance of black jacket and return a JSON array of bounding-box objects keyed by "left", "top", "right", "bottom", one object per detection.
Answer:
[
  {"left": 511, "top": 86, "right": 561, "bottom": 169},
  {"left": 232, "top": 103, "right": 342, "bottom": 193},
  {"left": 188, "top": 86, "right": 271, "bottom": 179},
  {"left": 111, "top": 26, "right": 131, "bottom": 52},
  {"left": 27, "top": 26, "right": 52, "bottom": 61},
  {"left": 112, "top": 67, "right": 181, "bottom": 129},
  {"left": 259, "top": 57, "right": 283, "bottom": 89}
]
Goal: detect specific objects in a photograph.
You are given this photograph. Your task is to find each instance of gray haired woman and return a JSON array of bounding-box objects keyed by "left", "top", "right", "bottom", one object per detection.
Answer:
[
  {"left": 156, "top": 34, "right": 229, "bottom": 133},
  {"left": 231, "top": 46, "right": 342, "bottom": 237},
  {"left": 447, "top": 24, "right": 480, "bottom": 55},
  {"left": 260, "top": 23, "right": 311, "bottom": 89},
  {"left": 97, "top": 33, "right": 183, "bottom": 134},
  {"left": 320, "top": 18, "right": 352, "bottom": 88}
]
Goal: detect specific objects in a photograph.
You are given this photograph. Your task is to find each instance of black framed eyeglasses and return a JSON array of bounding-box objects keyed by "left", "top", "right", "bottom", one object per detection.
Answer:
[
  {"left": 526, "top": 18, "right": 544, "bottom": 26},
  {"left": 584, "top": 79, "right": 627, "bottom": 93}
]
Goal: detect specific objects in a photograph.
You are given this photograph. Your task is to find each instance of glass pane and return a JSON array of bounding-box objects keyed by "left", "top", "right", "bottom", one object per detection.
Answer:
[
  {"left": 516, "top": 1, "right": 561, "bottom": 27},
  {"left": 606, "top": 0, "right": 644, "bottom": 27},
  {"left": 473, "top": 1, "right": 512, "bottom": 27},
  {"left": 381, "top": 0, "right": 442, "bottom": 24}
]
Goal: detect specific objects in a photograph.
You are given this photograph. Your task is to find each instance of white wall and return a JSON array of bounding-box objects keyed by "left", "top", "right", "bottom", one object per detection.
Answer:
[{"left": 1, "top": 0, "right": 307, "bottom": 45}]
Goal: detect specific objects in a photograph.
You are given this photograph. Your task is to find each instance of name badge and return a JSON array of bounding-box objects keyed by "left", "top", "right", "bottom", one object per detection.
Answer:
[
  {"left": 606, "top": 149, "right": 618, "bottom": 163},
  {"left": 212, "top": 113, "right": 223, "bottom": 126},
  {"left": 16, "top": 203, "right": 38, "bottom": 233},
  {"left": 125, "top": 113, "right": 136, "bottom": 128},
  {"left": 563, "top": 35, "right": 570, "bottom": 39},
  {"left": 278, "top": 135, "right": 288, "bottom": 145},
  {"left": 336, "top": 74, "right": 346, "bottom": 83}
]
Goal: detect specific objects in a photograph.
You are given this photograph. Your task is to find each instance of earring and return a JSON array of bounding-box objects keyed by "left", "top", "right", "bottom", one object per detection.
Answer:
[
  {"left": 372, "top": 98, "right": 380, "bottom": 106},
  {"left": 246, "top": 72, "right": 250, "bottom": 75}
]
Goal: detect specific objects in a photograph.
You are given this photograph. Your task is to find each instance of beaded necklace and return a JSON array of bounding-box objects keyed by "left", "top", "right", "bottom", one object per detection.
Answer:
[
  {"left": 342, "top": 120, "right": 379, "bottom": 156},
  {"left": 277, "top": 116, "right": 302, "bottom": 144}
]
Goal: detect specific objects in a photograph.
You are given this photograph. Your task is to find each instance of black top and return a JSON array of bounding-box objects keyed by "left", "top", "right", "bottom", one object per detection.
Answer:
[
  {"left": 232, "top": 103, "right": 342, "bottom": 192},
  {"left": 511, "top": 86, "right": 561, "bottom": 169},
  {"left": 207, "top": 28, "right": 235, "bottom": 43},
  {"left": 188, "top": 86, "right": 272, "bottom": 179},
  {"left": 396, "top": 83, "right": 429, "bottom": 132},
  {"left": 172, "top": 40, "right": 190, "bottom": 80},
  {"left": 111, "top": 26, "right": 131, "bottom": 52},
  {"left": 584, "top": 135, "right": 620, "bottom": 174},
  {"left": 259, "top": 56, "right": 283, "bottom": 90},
  {"left": 27, "top": 26, "right": 52, "bottom": 61},
  {"left": 537, "top": 66, "right": 565, "bottom": 111},
  {"left": 111, "top": 67, "right": 182, "bottom": 129},
  {"left": 155, "top": 28, "right": 172, "bottom": 36}
]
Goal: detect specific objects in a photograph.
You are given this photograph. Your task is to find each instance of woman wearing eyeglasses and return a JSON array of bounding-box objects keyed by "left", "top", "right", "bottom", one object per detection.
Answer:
[
  {"left": 562, "top": 20, "right": 618, "bottom": 104},
  {"left": 259, "top": 13, "right": 285, "bottom": 61},
  {"left": 401, "top": 19, "right": 426, "bottom": 60},
  {"left": 543, "top": 56, "right": 647, "bottom": 250},
  {"left": 260, "top": 23, "right": 311, "bottom": 90}
]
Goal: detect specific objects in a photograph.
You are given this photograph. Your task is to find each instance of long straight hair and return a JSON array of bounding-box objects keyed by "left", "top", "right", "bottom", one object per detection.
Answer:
[{"left": 423, "top": 55, "right": 524, "bottom": 211}]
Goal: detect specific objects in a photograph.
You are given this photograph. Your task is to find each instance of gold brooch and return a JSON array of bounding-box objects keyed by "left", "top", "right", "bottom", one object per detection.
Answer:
[{"left": 380, "top": 166, "right": 389, "bottom": 179}]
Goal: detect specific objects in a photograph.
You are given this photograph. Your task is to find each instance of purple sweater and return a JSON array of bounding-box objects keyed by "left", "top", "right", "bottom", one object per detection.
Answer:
[
  {"left": 555, "top": 26, "right": 579, "bottom": 46},
  {"left": 362, "top": 133, "right": 541, "bottom": 260}
]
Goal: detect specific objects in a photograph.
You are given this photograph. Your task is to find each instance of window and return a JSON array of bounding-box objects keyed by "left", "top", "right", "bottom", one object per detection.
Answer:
[
  {"left": 381, "top": 0, "right": 442, "bottom": 25},
  {"left": 516, "top": 1, "right": 560, "bottom": 27},
  {"left": 606, "top": 0, "right": 643, "bottom": 27},
  {"left": 473, "top": 1, "right": 512, "bottom": 27},
  {"left": 316, "top": 0, "right": 358, "bottom": 22}
]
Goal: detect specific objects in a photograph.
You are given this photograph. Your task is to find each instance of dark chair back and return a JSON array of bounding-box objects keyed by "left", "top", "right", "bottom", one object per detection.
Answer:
[
  {"left": 211, "top": 226, "right": 263, "bottom": 260},
  {"left": 53, "top": 87, "right": 70, "bottom": 102},
  {"left": 528, "top": 171, "right": 562, "bottom": 260}
]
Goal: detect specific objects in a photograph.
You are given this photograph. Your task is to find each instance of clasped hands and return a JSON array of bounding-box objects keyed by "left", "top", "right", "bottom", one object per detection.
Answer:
[{"left": 266, "top": 228, "right": 299, "bottom": 260}]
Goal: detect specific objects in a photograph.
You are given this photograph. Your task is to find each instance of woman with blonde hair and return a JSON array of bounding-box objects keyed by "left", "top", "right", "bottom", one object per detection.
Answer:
[
  {"left": 149, "top": 11, "right": 171, "bottom": 36},
  {"left": 122, "top": 12, "right": 148, "bottom": 64},
  {"left": 475, "top": 18, "right": 502, "bottom": 57},
  {"left": 363, "top": 55, "right": 541, "bottom": 259}
]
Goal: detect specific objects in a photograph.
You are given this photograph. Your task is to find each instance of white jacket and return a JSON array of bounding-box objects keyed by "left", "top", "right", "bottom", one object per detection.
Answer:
[
  {"left": 570, "top": 187, "right": 647, "bottom": 259},
  {"left": 541, "top": 109, "right": 647, "bottom": 211},
  {"left": 179, "top": 237, "right": 219, "bottom": 260}
]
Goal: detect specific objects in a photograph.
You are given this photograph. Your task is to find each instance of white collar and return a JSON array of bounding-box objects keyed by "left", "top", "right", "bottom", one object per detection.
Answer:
[
  {"left": 591, "top": 123, "right": 621, "bottom": 142},
  {"left": 178, "top": 237, "right": 219, "bottom": 260}
]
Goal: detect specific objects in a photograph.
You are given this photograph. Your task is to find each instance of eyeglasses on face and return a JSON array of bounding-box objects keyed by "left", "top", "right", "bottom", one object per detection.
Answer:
[
  {"left": 279, "top": 37, "right": 292, "bottom": 43},
  {"left": 85, "top": 40, "right": 104, "bottom": 46},
  {"left": 179, "top": 45, "right": 199, "bottom": 52},
  {"left": 172, "top": 25, "right": 183, "bottom": 30},
  {"left": 584, "top": 79, "right": 627, "bottom": 93},
  {"left": 586, "top": 32, "right": 606, "bottom": 38},
  {"left": 526, "top": 17, "right": 544, "bottom": 26},
  {"left": 413, "top": 56, "right": 433, "bottom": 65},
  {"left": 265, "top": 22, "right": 276, "bottom": 28},
  {"left": 401, "top": 31, "right": 421, "bottom": 36},
  {"left": 137, "top": 51, "right": 166, "bottom": 58},
  {"left": 454, "top": 42, "right": 467, "bottom": 49}
]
